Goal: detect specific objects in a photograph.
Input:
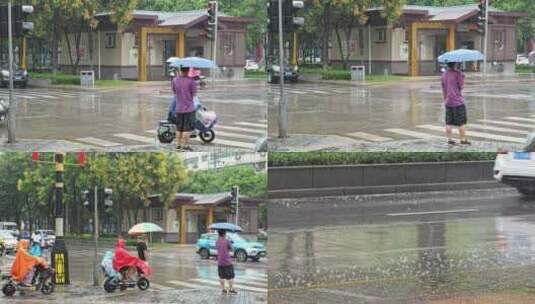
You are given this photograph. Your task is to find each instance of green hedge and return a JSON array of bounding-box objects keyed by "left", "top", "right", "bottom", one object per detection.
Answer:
[
  {"left": 30, "top": 72, "right": 80, "bottom": 85},
  {"left": 244, "top": 69, "right": 267, "bottom": 78},
  {"left": 516, "top": 64, "right": 535, "bottom": 73},
  {"left": 322, "top": 69, "right": 351, "bottom": 80},
  {"left": 268, "top": 152, "right": 496, "bottom": 167}
]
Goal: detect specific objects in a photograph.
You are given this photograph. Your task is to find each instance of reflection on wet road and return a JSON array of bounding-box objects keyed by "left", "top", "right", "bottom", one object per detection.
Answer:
[{"left": 268, "top": 188, "right": 535, "bottom": 303}]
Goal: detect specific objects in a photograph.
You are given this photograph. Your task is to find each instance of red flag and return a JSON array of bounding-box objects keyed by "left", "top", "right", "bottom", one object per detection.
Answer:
[
  {"left": 78, "top": 151, "right": 86, "bottom": 167},
  {"left": 31, "top": 152, "right": 39, "bottom": 162}
]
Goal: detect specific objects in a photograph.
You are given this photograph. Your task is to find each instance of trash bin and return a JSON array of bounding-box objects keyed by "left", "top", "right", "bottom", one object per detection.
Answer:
[
  {"left": 80, "top": 70, "right": 95, "bottom": 87},
  {"left": 350, "top": 65, "right": 365, "bottom": 81}
]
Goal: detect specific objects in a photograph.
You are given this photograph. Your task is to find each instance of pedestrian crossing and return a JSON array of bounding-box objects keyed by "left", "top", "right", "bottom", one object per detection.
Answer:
[
  {"left": 153, "top": 271, "right": 268, "bottom": 294},
  {"left": 269, "top": 85, "right": 349, "bottom": 96},
  {"left": 71, "top": 120, "right": 267, "bottom": 150},
  {"left": 0, "top": 89, "right": 80, "bottom": 101},
  {"left": 342, "top": 115, "right": 535, "bottom": 145}
]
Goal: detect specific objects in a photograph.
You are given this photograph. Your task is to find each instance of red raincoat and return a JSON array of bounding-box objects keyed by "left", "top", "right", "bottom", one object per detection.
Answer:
[{"left": 112, "top": 239, "right": 152, "bottom": 276}]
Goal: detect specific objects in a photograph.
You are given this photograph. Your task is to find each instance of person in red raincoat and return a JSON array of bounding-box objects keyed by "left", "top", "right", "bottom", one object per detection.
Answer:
[
  {"left": 112, "top": 238, "right": 151, "bottom": 281},
  {"left": 11, "top": 239, "right": 48, "bottom": 286}
]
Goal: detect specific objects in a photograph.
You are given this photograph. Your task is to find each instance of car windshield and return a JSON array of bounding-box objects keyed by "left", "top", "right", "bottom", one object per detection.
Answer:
[{"left": 0, "top": 63, "right": 19, "bottom": 70}]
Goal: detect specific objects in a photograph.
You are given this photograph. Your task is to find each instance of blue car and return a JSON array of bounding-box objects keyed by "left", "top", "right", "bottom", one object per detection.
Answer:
[{"left": 196, "top": 232, "right": 267, "bottom": 262}]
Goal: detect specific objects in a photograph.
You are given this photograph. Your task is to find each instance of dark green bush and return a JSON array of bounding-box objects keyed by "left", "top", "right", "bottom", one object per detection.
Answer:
[{"left": 268, "top": 152, "right": 496, "bottom": 167}]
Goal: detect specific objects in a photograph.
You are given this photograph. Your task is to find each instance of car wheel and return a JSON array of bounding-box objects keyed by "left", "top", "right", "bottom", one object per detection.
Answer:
[
  {"left": 199, "top": 248, "right": 210, "bottom": 260},
  {"left": 516, "top": 186, "right": 535, "bottom": 197},
  {"left": 235, "top": 249, "right": 247, "bottom": 263}
]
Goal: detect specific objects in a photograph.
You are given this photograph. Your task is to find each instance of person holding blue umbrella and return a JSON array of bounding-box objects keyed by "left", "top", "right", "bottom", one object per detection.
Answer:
[
  {"left": 172, "top": 65, "right": 198, "bottom": 151},
  {"left": 441, "top": 61, "right": 470, "bottom": 146}
]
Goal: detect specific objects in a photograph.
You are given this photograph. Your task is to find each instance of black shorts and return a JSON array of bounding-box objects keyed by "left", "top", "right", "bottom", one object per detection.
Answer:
[
  {"left": 176, "top": 111, "right": 196, "bottom": 132},
  {"left": 445, "top": 104, "right": 467, "bottom": 126},
  {"left": 218, "top": 265, "right": 235, "bottom": 280}
]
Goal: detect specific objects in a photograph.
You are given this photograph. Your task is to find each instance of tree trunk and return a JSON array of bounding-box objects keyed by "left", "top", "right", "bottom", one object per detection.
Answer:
[
  {"left": 334, "top": 26, "right": 347, "bottom": 69},
  {"left": 51, "top": 10, "right": 60, "bottom": 74},
  {"left": 322, "top": 3, "right": 331, "bottom": 70}
]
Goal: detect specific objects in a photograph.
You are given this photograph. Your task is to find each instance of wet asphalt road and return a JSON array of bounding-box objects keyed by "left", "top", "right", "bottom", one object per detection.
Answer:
[
  {"left": 268, "top": 187, "right": 535, "bottom": 303},
  {"left": 0, "top": 245, "right": 267, "bottom": 303},
  {"left": 268, "top": 79, "right": 535, "bottom": 151},
  {"left": 0, "top": 81, "right": 267, "bottom": 152}
]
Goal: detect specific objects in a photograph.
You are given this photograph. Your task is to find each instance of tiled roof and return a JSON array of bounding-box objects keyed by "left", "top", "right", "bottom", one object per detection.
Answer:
[{"left": 368, "top": 4, "right": 506, "bottom": 21}]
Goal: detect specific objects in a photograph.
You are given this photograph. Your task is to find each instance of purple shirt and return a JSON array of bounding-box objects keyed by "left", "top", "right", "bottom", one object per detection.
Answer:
[
  {"left": 172, "top": 76, "right": 197, "bottom": 113},
  {"left": 441, "top": 70, "right": 465, "bottom": 107},
  {"left": 216, "top": 237, "right": 232, "bottom": 266}
]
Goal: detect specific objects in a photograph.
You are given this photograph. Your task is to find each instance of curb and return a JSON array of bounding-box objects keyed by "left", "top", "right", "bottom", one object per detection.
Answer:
[{"left": 268, "top": 180, "right": 506, "bottom": 199}]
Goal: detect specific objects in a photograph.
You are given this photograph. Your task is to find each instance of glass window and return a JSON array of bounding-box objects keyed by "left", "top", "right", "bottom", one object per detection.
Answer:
[
  {"left": 105, "top": 33, "right": 116, "bottom": 49},
  {"left": 376, "top": 28, "right": 386, "bottom": 43}
]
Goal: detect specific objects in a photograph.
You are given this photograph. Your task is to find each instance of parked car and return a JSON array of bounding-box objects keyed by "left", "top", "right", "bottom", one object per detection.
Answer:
[
  {"left": 0, "top": 222, "right": 19, "bottom": 237},
  {"left": 516, "top": 54, "right": 530, "bottom": 65},
  {"left": 31, "top": 230, "right": 56, "bottom": 246},
  {"left": 0, "top": 63, "right": 28, "bottom": 88},
  {"left": 494, "top": 133, "right": 535, "bottom": 196},
  {"left": 244, "top": 60, "right": 259, "bottom": 71},
  {"left": 196, "top": 232, "right": 267, "bottom": 262},
  {"left": 0, "top": 230, "right": 18, "bottom": 254}
]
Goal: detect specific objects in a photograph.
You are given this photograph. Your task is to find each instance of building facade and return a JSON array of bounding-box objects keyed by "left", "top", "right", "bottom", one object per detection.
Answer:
[
  {"left": 58, "top": 10, "right": 253, "bottom": 81},
  {"left": 329, "top": 5, "right": 526, "bottom": 76}
]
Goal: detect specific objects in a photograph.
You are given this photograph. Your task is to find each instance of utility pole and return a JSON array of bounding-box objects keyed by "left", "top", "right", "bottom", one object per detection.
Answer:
[
  {"left": 278, "top": 0, "right": 287, "bottom": 138},
  {"left": 209, "top": 1, "right": 219, "bottom": 88},
  {"left": 483, "top": 0, "right": 489, "bottom": 78},
  {"left": 235, "top": 186, "right": 240, "bottom": 226},
  {"left": 51, "top": 152, "right": 70, "bottom": 285},
  {"left": 93, "top": 186, "right": 99, "bottom": 286},
  {"left": 7, "top": 0, "right": 15, "bottom": 143}
]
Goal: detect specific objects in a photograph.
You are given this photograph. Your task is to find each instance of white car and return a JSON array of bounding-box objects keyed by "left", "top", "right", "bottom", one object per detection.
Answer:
[
  {"left": 494, "top": 134, "right": 535, "bottom": 196},
  {"left": 516, "top": 54, "right": 530, "bottom": 65},
  {"left": 244, "top": 60, "right": 259, "bottom": 71},
  {"left": 0, "top": 230, "right": 18, "bottom": 253},
  {"left": 32, "top": 230, "right": 56, "bottom": 246}
]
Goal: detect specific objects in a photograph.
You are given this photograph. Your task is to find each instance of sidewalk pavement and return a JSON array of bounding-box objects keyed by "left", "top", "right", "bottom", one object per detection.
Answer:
[
  {"left": 3, "top": 282, "right": 266, "bottom": 304},
  {"left": 268, "top": 134, "right": 524, "bottom": 152}
]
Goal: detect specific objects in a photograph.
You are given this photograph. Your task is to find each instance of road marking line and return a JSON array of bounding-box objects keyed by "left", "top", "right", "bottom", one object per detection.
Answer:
[
  {"left": 113, "top": 133, "right": 155, "bottom": 144},
  {"left": 384, "top": 128, "right": 442, "bottom": 139},
  {"left": 504, "top": 116, "right": 535, "bottom": 123},
  {"left": 150, "top": 282, "right": 175, "bottom": 291},
  {"left": 216, "top": 131, "right": 259, "bottom": 140},
  {"left": 213, "top": 139, "right": 256, "bottom": 149},
  {"left": 478, "top": 119, "right": 535, "bottom": 129},
  {"left": 166, "top": 280, "right": 216, "bottom": 290},
  {"left": 74, "top": 137, "right": 121, "bottom": 147},
  {"left": 418, "top": 124, "right": 525, "bottom": 143},
  {"left": 202, "top": 277, "right": 267, "bottom": 286},
  {"left": 387, "top": 208, "right": 478, "bottom": 216},
  {"left": 217, "top": 125, "right": 267, "bottom": 135},
  {"left": 234, "top": 122, "right": 267, "bottom": 129},
  {"left": 345, "top": 132, "right": 392, "bottom": 142},
  {"left": 191, "top": 278, "right": 267, "bottom": 293},
  {"left": 468, "top": 123, "right": 531, "bottom": 135}
]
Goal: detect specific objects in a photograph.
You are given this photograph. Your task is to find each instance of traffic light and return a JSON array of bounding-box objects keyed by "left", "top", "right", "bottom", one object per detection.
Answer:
[
  {"left": 13, "top": 5, "right": 34, "bottom": 37},
  {"left": 0, "top": 5, "right": 34, "bottom": 38},
  {"left": 267, "top": 1, "right": 278, "bottom": 34},
  {"left": 82, "top": 190, "right": 91, "bottom": 210},
  {"left": 476, "top": 0, "right": 486, "bottom": 35},
  {"left": 284, "top": 0, "right": 304, "bottom": 33},
  {"left": 103, "top": 188, "right": 113, "bottom": 211},
  {"left": 229, "top": 186, "right": 238, "bottom": 215},
  {"left": 206, "top": 1, "right": 217, "bottom": 39}
]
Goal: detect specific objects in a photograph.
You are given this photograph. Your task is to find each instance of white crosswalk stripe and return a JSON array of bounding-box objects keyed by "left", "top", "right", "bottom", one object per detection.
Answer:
[
  {"left": 345, "top": 132, "right": 392, "bottom": 142},
  {"left": 66, "top": 121, "right": 266, "bottom": 150},
  {"left": 478, "top": 119, "right": 535, "bottom": 129},
  {"left": 0, "top": 90, "right": 80, "bottom": 101},
  {"left": 505, "top": 116, "right": 535, "bottom": 123},
  {"left": 467, "top": 123, "right": 531, "bottom": 135},
  {"left": 385, "top": 128, "right": 442, "bottom": 140},
  {"left": 191, "top": 278, "right": 267, "bottom": 293},
  {"left": 418, "top": 124, "right": 526, "bottom": 143}
]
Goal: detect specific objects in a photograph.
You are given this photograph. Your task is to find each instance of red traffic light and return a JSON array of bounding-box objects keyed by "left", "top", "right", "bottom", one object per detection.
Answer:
[{"left": 31, "top": 151, "right": 39, "bottom": 162}]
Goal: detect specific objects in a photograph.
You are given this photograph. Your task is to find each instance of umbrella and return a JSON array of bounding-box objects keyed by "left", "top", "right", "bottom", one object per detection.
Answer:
[
  {"left": 167, "top": 57, "right": 218, "bottom": 69},
  {"left": 128, "top": 223, "right": 163, "bottom": 235},
  {"left": 208, "top": 222, "right": 243, "bottom": 232},
  {"left": 437, "top": 49, "right": 484, "bottom": 63}
]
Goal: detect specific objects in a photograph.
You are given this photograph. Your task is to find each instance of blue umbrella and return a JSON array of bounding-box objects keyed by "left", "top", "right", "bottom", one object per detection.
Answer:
[
  {"left": 209, "top": 222, "right": 243, "bottom": 232},
  {"left": 167, "top": 57, "right": 218, "bottom": 69},
  {"left": 437, "top": 49, "right": 484, "bottom": 63}
]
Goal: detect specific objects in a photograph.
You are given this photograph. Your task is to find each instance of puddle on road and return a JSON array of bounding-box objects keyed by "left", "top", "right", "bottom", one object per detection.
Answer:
[{"left": 269, "top": 215, "right": 535, "bottom": 300}]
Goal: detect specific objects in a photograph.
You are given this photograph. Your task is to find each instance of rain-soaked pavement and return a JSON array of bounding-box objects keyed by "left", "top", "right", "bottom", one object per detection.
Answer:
[
  {"left": 268, "top": 187, "right": 535, "bottom": 303},
  {"left": 0, "top": 244, "right": 267, "bottom": 303},
  {"left": 268, "top": 77, "right": 535, "bottom": 151},
  {"left": 0, "top": 80, "right": 267, "bottom": 152}
]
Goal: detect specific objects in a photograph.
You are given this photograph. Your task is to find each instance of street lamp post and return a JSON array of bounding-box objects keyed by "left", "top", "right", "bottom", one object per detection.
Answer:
[
  {"left": 7, "top": 0, "right": 15, "bottom": 143},
  {"left": 278, "top": 0, "right": 287, "bottom": 138},
  {"left": 93, "top": 186, "right": 99, "bottom": 286},
  {"left": 483, "top": 0, "right": 489, "bottom": 78}
]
